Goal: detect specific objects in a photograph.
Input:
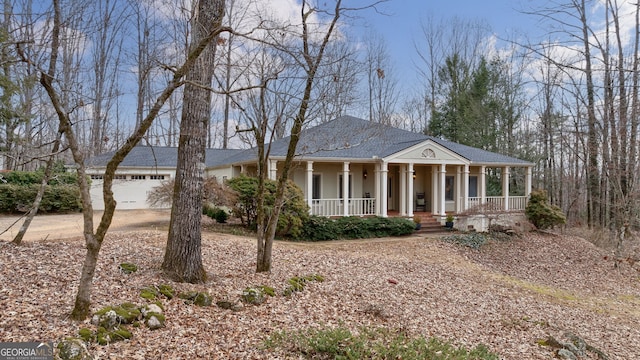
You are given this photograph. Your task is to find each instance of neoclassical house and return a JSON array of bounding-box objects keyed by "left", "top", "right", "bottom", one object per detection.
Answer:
[{"left": 87, "top": 116, "right": 533, "bottom": 226}]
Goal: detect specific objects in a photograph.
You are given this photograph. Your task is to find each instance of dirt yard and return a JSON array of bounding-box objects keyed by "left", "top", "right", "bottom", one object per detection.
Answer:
[
  {"left": 1, "top": 211, "right": 639, "bottom": 359},
  {"left": 0, "top": 209, "right": 171, "bottom": 242}
]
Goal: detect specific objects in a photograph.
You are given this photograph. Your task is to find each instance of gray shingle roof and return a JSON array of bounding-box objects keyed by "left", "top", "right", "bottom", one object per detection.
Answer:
[
  {"left": 87, "top": 146, "right": 243, "bottom": 168},
  {"left": 87, "top": 116, "right": 532, "bottom": 169},
  {"left": 428, "top": 137, "right": 533, "bottom": 165},
  {"left": 217, "top": 115, "right": 532, "bottom": 166}
]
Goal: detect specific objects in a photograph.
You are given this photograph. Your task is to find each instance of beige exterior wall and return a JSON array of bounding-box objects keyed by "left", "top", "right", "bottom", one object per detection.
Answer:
[
  {"left": 292, "top": 162, "right": 369, "bottom": 200},
  {"left": 207, "top": 166, "right": 234, "bottom": 182}
]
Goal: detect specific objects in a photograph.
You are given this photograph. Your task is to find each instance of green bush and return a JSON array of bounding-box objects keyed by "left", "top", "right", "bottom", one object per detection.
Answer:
[
  {"left": 365, "top": 217, "right": 416, "bottom": 237},
  {"left": 0, "top": 183, "right": 82, "bottom": 213},
  {"left": 299, "top": 215, "right": 340, "bottom": 241},
  {"left": 0, "top": 168, "right": 81, "bottom": 214},
  {"left": 203, "top": 205, "right": 228, "bottom": 223},
  {"left": 335, "top": 216, "right": 370, "bottom": 238},
  {"left": 227, "top": 175, "right": 309, "bottom": 237},
  {"left": 295, "top": 216, "right": 414, "bottom": 241},
  {"left": 525, "top": 189, "right": 566, "bottom": 230},
  {"left": 0, "top": 168, "right": 77, "bottom": 186}
]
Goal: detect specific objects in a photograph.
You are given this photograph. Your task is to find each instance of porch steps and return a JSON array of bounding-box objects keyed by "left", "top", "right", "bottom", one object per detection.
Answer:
[{"left": 413, "top": 212, "right": 446, "bottom": 234}]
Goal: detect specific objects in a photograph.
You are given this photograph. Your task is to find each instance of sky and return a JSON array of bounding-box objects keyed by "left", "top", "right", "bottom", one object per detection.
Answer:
[{"left": 356, "top": 0, "right": 541, "bottom": 89}]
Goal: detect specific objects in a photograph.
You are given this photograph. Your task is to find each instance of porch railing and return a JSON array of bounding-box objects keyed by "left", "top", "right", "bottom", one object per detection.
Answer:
[
  {"left": 465, "top": 196, "right": 528, "bottom": 212},
  {"left": 310, "top": 198, "right": 376, "bottom": 217},
  {"left": 310, "top": 196, "right": 527, "bottom": 217}
]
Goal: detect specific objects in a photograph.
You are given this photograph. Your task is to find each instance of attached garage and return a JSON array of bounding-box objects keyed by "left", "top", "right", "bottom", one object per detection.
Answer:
[{"left": 86, "top": 146, "right": 242, "bottom": 210}]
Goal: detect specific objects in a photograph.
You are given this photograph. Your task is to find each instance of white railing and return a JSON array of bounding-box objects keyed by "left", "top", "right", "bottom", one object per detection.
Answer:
[
  {"left": 464, "top": 196, "right": 528, "bottom": 212},
  {"left": 509, "top": 196, "right": 528, "bottom": 210},
  {"left": 311, "top": 196, "right": 527, "bottom": 217},
  {"left": 486, "top": 196, "right": 505, "bottom": 210},
  {"left": 310, "top": 198, "right": 376, "bottom": 217}
]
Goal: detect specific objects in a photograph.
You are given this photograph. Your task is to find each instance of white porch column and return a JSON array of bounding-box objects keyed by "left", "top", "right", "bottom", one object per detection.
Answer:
[
  {"left": 399, "top": 164, "right": 407, "bottom": 216},
  {"left": 525, "top": 166, "right": 532, "bottom": 197},
  {"left": 463, "top": 164, "right": 469, "bottom": 211},
  {"left": 380, "top": 162, "right": 388, "bottom": 217},
  {"left": 306, "top": 161, "right": 313, "bottom": 211},
  {"left": 342, "top": 162, "right": 350, "bottom": 216},
  {"left": 269, "top": 160, "right": 277, "bottom": 180},
  {"left": 439, "top": 164, "right": 446, "bottom": 216},
  {"left": 431, "top": 165, "right": 439, "bottom": 213},
  {"left": 456, "top": 166, "right": 462, "bottom": 213},
  {"left": 374, "top": 163, "right": 381, "bottom": 215},
  {"left": 502, "top": 166, "right": 510, "bottom": 211},
  {"left": 407, "top": 163, "right": 414, "bottom": 217},
  {"left": 480, "top": 166, "right": 486, "bottom": 205}
]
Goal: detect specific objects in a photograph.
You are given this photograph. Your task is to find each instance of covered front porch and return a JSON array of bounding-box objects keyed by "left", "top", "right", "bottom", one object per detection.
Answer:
[{"left": 287, "top": 160, "right": 532, "bottom": 219}]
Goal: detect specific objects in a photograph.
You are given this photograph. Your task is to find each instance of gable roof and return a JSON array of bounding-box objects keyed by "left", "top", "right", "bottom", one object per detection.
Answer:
[
  {"left": 87, "top": 116, "right": 532, "bottom": 169},
  {"left": 217, "top": 115, "right": 532, "bottom": 166},
  {"left": 86, "top": 146, "right": 243, "bottom": 168}
]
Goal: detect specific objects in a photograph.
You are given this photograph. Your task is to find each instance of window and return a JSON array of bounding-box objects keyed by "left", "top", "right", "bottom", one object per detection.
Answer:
[
  {"left": 150, "top": 175, "right": 165, "bottom": 180},
  {"left": 131, "top": 175, "right": 146, "bottom": 180},
  {"left": 90, "top": 175, "right": 103, "bottom": 180},
  {"left": 115, "top": 175, "right": 126, "bottom": 180},
  {"left": 338, "top": 174, "right": 352, "bottom": 199},
  {"left": 312, "top": 174, "right": 321, "bottom": 200},
  {"left": 469, "top": 176, "right": 478, "bottom": 197},
  {"left": 445, "top": 176, "right": 454, "bottom": 201}
]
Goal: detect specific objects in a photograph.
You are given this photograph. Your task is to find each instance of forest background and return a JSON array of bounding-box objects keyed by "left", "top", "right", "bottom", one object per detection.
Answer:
[{"left": 1, "top": 0, "right": 638, "bottom": 237}]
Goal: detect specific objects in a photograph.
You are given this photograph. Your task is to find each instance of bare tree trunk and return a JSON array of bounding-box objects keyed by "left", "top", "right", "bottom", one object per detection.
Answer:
[
  {"left": 256, "top": 0, "right": 344, "bottom": 272},
  {"left": 11, "top": 129, "right": 64, "bottom": 245},
  {"left": 163, "top": 0, "right": 224, "bottom": 283},
  {"left": 31, "top": 0, "right": 228, "bottom": 319},
  {"left": 222, "top": 24, "right": 233, "bottom": 149},
  {"left": 578, "top": 0, "right": 601, "bottom": 228}
]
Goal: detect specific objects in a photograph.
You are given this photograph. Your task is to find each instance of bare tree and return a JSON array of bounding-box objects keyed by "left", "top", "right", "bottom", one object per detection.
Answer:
[
  {"left": 87, "top": 0, "right": 126, "bottom": 156},
  {"left": 310, "top": 39, "right": 362, "bottom": 125},
  {"left": 525, "top": 0, "right": 640, "bottom": 249},
  {"left": 245, "top": 0, "right": 385, "bottom": 272},
  {"left": 25, "top": 0, "right": 229, "bottom": 319},
  {"left": 364, "top": 32, "right": 398, "bottom": 125},
  {"left": 11, "top": 129, "right": 64, "bottom": 245}
]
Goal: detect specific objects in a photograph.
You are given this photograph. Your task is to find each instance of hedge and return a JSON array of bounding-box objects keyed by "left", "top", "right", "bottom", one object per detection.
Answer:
[
  {"left": 295, "top": 215, "right": 415, "bottom": 241},
  {"left": 0, "top": 169, "right": 77, "bottom": 186},
  {"left": 0, "top": 184, "right": 82, "bottom": 213}
]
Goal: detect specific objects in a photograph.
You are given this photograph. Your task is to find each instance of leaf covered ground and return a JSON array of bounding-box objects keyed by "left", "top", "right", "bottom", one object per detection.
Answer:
[{"left": 0, "top": 213, "right": 639, "bottom": 359}]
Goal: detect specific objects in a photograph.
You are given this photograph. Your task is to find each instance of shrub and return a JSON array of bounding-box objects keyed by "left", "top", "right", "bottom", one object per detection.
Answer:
[
  {"left": 203, "top": 205, "right": 228, "bottom": 223},
  {"left": 335, "top": 216, "right": 370, "bottom": 238},
  {"left": 148, "top": 177, "right": 237, "bottom": 209},
  {"left": 295, "top": 216, "right": 414, "bottom": 241},
  {"left": 226, "top": 175, "right": 309, "bottom": 237},
  {"left": 371, "top": 217, "right": 416, "bottom": 237},
  {"left": 298, "top": 215, "right": 339, "bottom": 241},
  {"left": 0, "top": 166, "right": 77, "bottom": 186},
  {"left": 0, "top": 183, "right": 82, "bottom": 213},
  {"left": 0, "top": 168, "right": 81, "bottom": 214},
  {"left": 525, "top": 189, "right": 566, "bottom": 230}
]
